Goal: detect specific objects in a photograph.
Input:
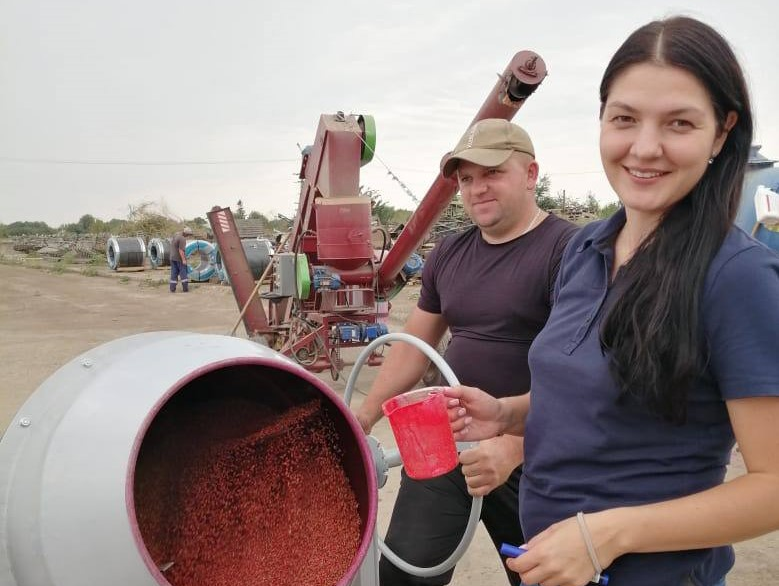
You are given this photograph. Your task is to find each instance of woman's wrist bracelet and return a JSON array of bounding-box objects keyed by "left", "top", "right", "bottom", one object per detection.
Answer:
[{"left": 576, "top": 511, "right": 604, "bottom": 580}]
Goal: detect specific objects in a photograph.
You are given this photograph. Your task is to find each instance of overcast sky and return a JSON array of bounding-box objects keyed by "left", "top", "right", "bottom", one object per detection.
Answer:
[{"left": 1, "top": 0, "right": 778, "bottom": 226}]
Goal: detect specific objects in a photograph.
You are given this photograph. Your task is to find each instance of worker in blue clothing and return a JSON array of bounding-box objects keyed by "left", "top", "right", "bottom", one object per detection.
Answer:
[
  {"left": 169, "top": 226, "right": 192, "bottom": 293},
  {"left": 446, "top": 16, "right": 779, "bottom": 586}
]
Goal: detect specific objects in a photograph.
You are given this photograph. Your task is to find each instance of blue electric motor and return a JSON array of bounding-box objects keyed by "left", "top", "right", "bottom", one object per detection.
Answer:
[
  {"left": 313, "top": 267, "right": 343, "bottom": 290},
  {"left": 401, "top": 253, "right": 424, "bottom": 279},
  {"left": 336, "top": 323, "right": 389, "bottom": 343}
]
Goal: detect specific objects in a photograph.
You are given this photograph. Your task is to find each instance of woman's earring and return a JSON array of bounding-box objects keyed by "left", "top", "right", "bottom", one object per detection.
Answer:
[{"left": 708, "top": 156, "right": 715, "bottom": 165}]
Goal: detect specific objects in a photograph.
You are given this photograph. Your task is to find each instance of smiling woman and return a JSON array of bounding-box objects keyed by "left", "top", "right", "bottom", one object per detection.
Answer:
[
  {"left": 445, "top": 15, "right": 779, "bottom": 586},
  {"left": 595, "top": 17, "right": 751, "bottom": 424},
  {"left": 513, "top": 17, "right": 779, "bottom": 586}
]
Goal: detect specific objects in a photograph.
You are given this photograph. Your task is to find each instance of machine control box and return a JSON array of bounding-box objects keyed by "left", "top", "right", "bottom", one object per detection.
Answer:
[{"left": 271, "top": 253, "right": 298, "bottom": 297}]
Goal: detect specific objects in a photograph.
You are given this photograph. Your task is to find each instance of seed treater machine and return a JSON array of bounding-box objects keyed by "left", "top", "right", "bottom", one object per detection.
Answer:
[{"left": 209, "top": 50, "right": 548, "bottom": 380}]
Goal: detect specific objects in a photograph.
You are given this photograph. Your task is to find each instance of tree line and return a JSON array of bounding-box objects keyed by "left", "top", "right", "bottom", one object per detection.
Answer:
[
  {"left": 1, "top": 180, "right": 619, "bottom": 237},
  {"left": 0, "top": 201, "right": 290, "bottom": 238},
  {"left": 0, "top": 215, "right": 126, "bottom": 237},
  {"left": 535, "top": 174, "right": 620, "bottom": 219}
]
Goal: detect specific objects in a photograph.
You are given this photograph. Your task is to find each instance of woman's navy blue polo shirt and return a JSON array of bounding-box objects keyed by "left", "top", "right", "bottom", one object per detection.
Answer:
[{"left": 521, "top": 208, "right": 779, "bottom": 585}]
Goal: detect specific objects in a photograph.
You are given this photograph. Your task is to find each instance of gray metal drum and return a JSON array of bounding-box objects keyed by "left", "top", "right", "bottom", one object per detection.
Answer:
[{"left": 0, "top": 332, "right": 377, "bottom": 586}]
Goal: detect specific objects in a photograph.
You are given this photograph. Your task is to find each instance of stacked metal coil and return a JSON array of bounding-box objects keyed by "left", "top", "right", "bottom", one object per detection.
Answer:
[
  {"left": 214, "top": 238, "right": 273, "bottom": 283},
  {"left": 147, "top": 238, "right": 172, "bottom": 268},
  {"left": 106, "top": 237, "right": 146, "bottom": 270},
  {"left": 185, "top": 240, "right": 216, "bottom": 282}
]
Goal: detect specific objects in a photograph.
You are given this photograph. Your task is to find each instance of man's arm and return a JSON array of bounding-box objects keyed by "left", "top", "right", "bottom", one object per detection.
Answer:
[{"left": 354, "top": 307, "right": 449, "bottom": 433}]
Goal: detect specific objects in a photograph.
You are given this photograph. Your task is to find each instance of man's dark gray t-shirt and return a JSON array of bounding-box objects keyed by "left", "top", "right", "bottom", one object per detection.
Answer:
[
  {"left": 418, "top": 214, "right": 577, "bottom": 398},
  {"left": 171, "top": 233, "right": 187, "bottom": 263}
]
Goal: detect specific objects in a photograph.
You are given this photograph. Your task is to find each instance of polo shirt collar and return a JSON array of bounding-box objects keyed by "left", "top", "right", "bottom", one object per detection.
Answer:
[{"left": 576, "top": 207, "right": 626, "bottom": 254}]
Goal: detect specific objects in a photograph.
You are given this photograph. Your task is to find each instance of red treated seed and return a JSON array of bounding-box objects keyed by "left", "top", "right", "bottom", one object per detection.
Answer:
[{"left": 134, "top": 392, "right": 362, "bottom": 586}]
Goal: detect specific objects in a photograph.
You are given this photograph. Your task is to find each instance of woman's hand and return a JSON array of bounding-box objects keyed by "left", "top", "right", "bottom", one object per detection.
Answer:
[
  {"left": 508, "top": 512, "right": 619, "bottom": 586},
  {"left": 444, "top": 385, "right": 505, "bottom": 441}
]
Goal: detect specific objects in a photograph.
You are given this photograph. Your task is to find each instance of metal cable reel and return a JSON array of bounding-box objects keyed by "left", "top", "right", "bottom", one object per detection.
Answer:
[{"left": 344, "top": 332, "right": 483, "bottom": 578}]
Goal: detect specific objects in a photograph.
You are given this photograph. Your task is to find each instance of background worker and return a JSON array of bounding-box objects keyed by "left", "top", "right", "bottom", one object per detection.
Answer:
[
  {"left": 170, "top": 226, "right": 192, "bottom": 293},
  {"left": 354, "top": 118, "right": 578, "bottom": 585},
  {"left": 447, "top": 16, "right": 779, "bottom": 586}
]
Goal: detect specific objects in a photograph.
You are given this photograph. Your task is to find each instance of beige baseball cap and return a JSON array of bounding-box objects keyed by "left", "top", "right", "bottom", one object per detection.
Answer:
[{"left": 442, "top": 118, "right": 535, "bottom": 178}]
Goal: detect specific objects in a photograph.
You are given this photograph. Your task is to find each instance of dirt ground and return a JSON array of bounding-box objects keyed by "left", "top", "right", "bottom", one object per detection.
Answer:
[{"left": 0, "top": 258, "right": 776, "bottom": 585}]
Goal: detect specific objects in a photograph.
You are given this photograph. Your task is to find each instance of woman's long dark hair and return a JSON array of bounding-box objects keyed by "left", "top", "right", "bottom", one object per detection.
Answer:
[{"left": 599, "top": 17, "right": 753, "bottom": 423}]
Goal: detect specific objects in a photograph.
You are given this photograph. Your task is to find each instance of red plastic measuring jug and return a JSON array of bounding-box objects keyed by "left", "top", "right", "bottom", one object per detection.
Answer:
[{"left": 381, "top": 387, "right": 458, "bottom": 479}]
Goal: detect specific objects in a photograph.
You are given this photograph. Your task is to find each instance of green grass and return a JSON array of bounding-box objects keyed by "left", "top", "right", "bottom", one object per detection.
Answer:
[
  {"left": 22, "top": 258, "right": 45, "bottom": 270},
  {"left": 140, "top": 276, "right": 167, "bottom": 288},
  {"left": 0, "top": 253, "right": 21, "bottom": 266}
]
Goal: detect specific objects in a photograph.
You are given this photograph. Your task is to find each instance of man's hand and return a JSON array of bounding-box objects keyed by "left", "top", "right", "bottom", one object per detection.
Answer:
[
  {"left": 459, "top": 435, "right": 524, "bottom": 496},
  {"left": 354, "top": 407, "right": 378, "bottom": 435}
]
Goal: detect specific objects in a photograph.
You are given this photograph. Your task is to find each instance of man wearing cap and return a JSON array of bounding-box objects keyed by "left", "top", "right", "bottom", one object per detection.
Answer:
[
  {"left": 169, "top": 226, "right": 192, "bottom": 293},
  {"left": 354, "top": 119, "right": 577, "bottom": 585}
]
